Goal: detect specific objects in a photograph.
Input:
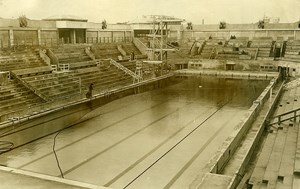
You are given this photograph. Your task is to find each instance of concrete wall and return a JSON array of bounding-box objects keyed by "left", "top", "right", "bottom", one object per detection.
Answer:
[
  {"left": 228, "top": 82, "right": 284, "bottom": 189},
  {"left": 189, "top": 77, "right": 283, "bottom": 189},
  {"left": 0, "top": 30, "right": 9, "bottom": 47},
  {"left": 209, "top": 77, "right": 278, "bottom": 174},
  {"left": 0, "top": 18, "right": 56, "bottom": 28},
  {"left": 86, "top": 31, "right": 98, "bottom": 38},
  {"left": 191, "top": 22, "right": 299, "bottom": 31},
  {"left": 0, "top": 18, "right": 19, "bottom": 27},
  {"left": 265, "top": 22, "right": 298, "bottom": 29},
  {"left": 40, "top": 30, "right": 58, "bottom": 46},
  {"left": 187, "top": 59, "right": 278, "bottom": 72},
  {"left": 13, "top": 30, "right": 39, "bottom": 45},
  {"left": 27, "top": 20, "right": 56, "bottom": 28},
  {"left": 181, "top": 29, "right": 300, "bottom": 41},
  {"left": 1, "top": 18, "right": 300, "bottom": 46}
]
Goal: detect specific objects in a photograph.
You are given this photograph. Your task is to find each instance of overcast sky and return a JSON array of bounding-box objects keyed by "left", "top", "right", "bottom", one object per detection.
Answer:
[{"left": 0, "top": 0, "right": 299, "bottom": 24}]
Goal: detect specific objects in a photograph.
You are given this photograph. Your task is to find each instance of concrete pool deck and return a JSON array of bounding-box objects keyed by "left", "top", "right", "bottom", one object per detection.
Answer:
[{"left": 0, "top": 166, "right": 108, "bottom": 189}]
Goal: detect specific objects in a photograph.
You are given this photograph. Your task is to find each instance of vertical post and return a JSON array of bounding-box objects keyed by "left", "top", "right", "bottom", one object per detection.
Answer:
[
  {"left": 124, "top": 31, "right": 126, "bottom": 43},
  {"left": 79, "top": 77, "right": 82, "bottom": 94},
  {"left": 37, "top": 29, "right": 41, "bottom": 46},
  {"left": 165, "top": 22, "right": 168, "bottom": 69},
  {"left": 160, "top": 20, "right": 163, "bottom": 75},
  {"left": 9, "top": 29, "right": 14, "bottom": 47},
  {"left": 111, "top": 31, "right": 114, "bottom": 43},
  {"left": 72, "top": 29, "right": 76, "bottom": 44},
  {"left": 278, "top": 116, "right": 281, "bottom": 125},
  {"left": 294, "top": 30, "right": 296, "bottom": 40},
  {"left": 269, "top": 87, "right": 272, "bottom": 107},
  {"left": 97, "top": 30, "right": 100, "bottom": 43},
  {"left": 294, "top": 110, "right": 297, "bottom": 122}
]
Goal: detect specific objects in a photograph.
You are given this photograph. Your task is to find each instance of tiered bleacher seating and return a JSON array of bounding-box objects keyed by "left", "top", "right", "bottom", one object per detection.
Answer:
[
  {"left": 0, "top": 47, "right": 47, "bottom": 71},
  {"left": 167, "top": 41, "right": 195, "bottom": 61},
  {"left": 121, "top": 43, "right": 142, "bottom": 56},
  {"left": 73, "top": 65, "right": 133, "bottom": 93},
  {"left": 15, "top": 67, "right": 81, "bottom": 101},
  {"left": 68, "top": 60, "right": 98, "bottom": 70},
  {"left": 51, "top": 44, "right": 92, "bottom": 64},
  {"left": 282, "top": 40, "right": 300, "bottom": 62},
  {"left": 199, "top": 38, "right": 226, "bottom": 59},
  {"left": 91, "top": 43, "right": 122, "bottom": 60},
  {"left": 0, "top": 79, "right": 43, "bottom": 121},
  {"left": 216, "top": 37, "right": 251, "bottom": 60},
  {"left": 249, "top": 84, "right": 300, "bottom": 189},
  {"left": 119, "top": 61, "right": 136, "bottom": 72},
  {"left": 249, "top": 37, "right": 274, "bottom": 59}
]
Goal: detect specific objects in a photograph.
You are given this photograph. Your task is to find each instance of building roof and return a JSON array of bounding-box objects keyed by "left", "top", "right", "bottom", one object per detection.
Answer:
[{"left": 43, "top": 15, "right": 88, "bottom": 22}]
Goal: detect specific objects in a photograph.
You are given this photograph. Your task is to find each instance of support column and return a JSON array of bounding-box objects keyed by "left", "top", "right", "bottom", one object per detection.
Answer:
[
  {"left": 294, "top": 30, "right": 297, "bottom": 40},
  {"left": 97, "top": 30, "right": 100, "bottom": 43},
  {"left": 37, "top": 29, "right": 41, "bottom": 46},
  {"left": 9, "top": 29, "right": 14, "bottom": 47},
  {"left": 111, "top": 31, "right": 114, "bottom": 43},
  {"left": 177, "top": 30, "right": 182, "bottom": 42},
  {"left": 72, "top": 29, "right": 76, "bottom": 44},
  {"left": 269, "top": 87, "right": 272, "bottom": 108}
]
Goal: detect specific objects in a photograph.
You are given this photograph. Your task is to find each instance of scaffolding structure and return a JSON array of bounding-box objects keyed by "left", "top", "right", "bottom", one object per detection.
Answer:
[{"left": 144, "top": 15, "right": 183, "bottom": 75}]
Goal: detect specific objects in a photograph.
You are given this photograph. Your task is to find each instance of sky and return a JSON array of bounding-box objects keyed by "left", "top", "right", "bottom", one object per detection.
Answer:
[{"left": 0, "top": 0, "right": 299, "bottom": 24}]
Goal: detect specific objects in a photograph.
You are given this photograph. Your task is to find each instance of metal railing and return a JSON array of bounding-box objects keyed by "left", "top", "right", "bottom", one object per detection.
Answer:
[
  {"left": 133, "top": 38, "right": 148, "bottom": 55},
  {"left": 40, "top": 38, "right": 59, "bottom": 47},
  {"left": 85, "top": 47, "right": 95, "bottom": 60},
  {"left": 13, "top": 38, "right": 35, "bottom": 46},
  {"left": 269, "top": 107, "right": 300, "bottom": 126},
  {"left": 10, "top": 71, "right": 48, "bottom": 102},
  {"left": 0, "top": 73, "right": 173, "bottom": 125},
  {"left": 87, "top": 37, "right": 132, "bottom": 44},
  {"left": 39, "top": 49, "right": 51, "bottom": 66},
  {"left": 109, "top": 58, "right": 142, "bottom": 81}
]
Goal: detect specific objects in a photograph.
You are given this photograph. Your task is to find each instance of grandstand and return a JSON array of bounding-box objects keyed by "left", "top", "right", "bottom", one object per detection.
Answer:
[
  {"left": 282, "top": 40, "right": 300, "bottom": 63},
  {"left": 1, "top": 14, "right": 300, "bottom": 189}
]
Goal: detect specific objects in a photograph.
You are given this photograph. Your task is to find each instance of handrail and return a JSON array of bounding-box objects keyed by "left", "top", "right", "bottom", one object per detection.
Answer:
[
  {"left": 85, "top": 47, "right": 95, "bottom": 60},
  {"left": 254, "top": 48, "right": 259, "bottom": 59},
  {"left": 133, "top": 38, "right": 148, "bottom": 55},
  {"left": 198, "top": 41, "right": 206, "bottom": 55},
  {"left": 46, "top": 48, "right": 59, "bottom": 65},
  {"left": 280, "top": 42, "right": 284, "bottom": 57},
  {"left": 0, "top": 72, "right": 173, "bottom": 126},
  {"left": 39, "top": 49, "right": 51, "bottom": 66},
  {"left": 272, "top": 42, "right": 277, "bottom": 58},
  {"left": 189, "top": 41, "right": 197, "bottom": 55},
  {"left": 209, "top": 47, "right": 216, "bottom": 59},
  {"left": 269, "top": 107, "right": 300, "bottom": 126},
  {"left": 14, "top": 38, "right": 34, "bottom": 46},
  {"left": 109, "top": 58, "right": 142, "bottom": 81},
  {"left": 10, "top": 71, "right": 48, "bottom": 102},
  {"left": 117, "top": 45, "right": 127, "bottom": 56},
  {"left": 273, "top": 107, "right": 300, "bottom": 118},
  {"left": 41, "top": 38, "right": 58, "bottom": 47}
]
